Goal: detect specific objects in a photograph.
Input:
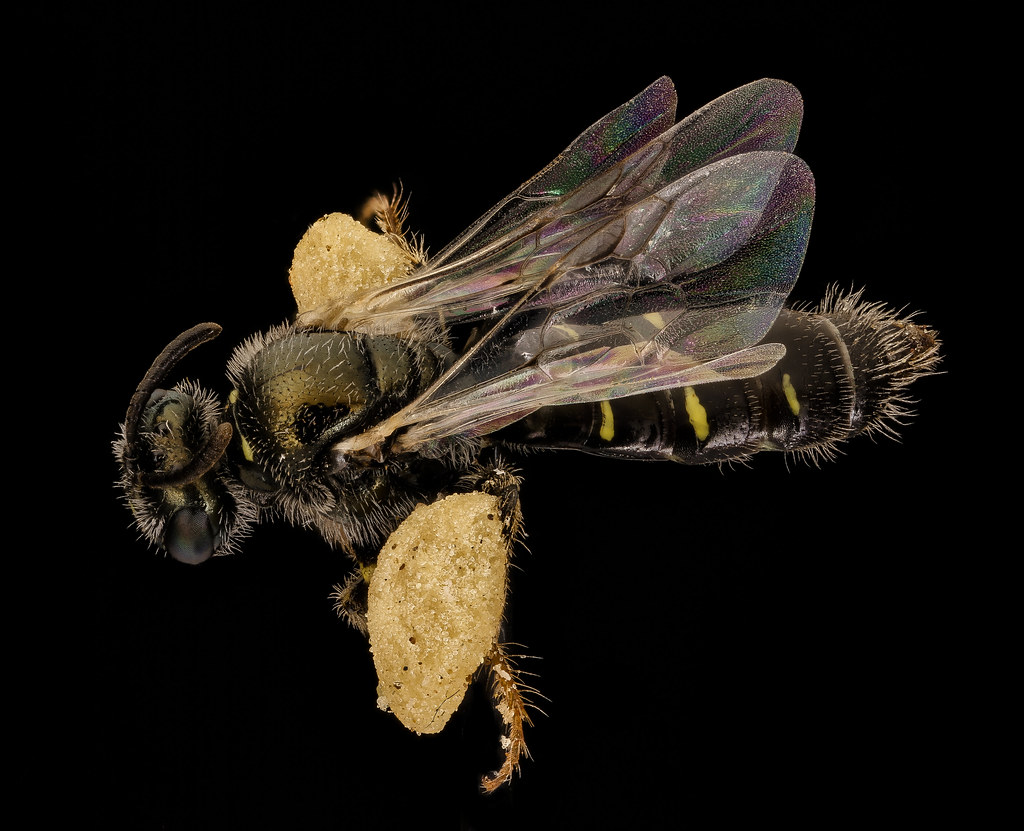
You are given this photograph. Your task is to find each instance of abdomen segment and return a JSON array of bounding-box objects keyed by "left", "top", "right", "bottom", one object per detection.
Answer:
[{"left": 497, "top": 290, "right": 940, "bottom": 465}]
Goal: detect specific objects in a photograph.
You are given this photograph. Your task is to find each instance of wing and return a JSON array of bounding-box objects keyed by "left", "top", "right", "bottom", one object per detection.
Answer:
[
  {"left": 334, "top": 77, "right": 807, "bottom": 331},
  {"left": 325, "top": 78, "right": 815, "bottom": 461}
]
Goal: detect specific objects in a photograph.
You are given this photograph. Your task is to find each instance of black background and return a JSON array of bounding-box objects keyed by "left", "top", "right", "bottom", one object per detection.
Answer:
[{"left": 57, "top": 6, "right": 983, "bottom": 829}]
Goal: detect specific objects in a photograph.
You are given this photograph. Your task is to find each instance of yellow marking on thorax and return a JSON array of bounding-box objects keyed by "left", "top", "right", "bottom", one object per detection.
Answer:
[
  {"left": 239, "top": 433, "right": 254, "bottom": 463},
  {"left": 599, "top": 400, "right": 615, "bottom": 441},
  {"left": 782, "top": 373, "right": 801, "bottom": 416},
  {"left": 229, "top": 389, "right": 255, "bottom": 462},
  {"left": 683, "top": 386, "right": 710, "bottom": 441}
]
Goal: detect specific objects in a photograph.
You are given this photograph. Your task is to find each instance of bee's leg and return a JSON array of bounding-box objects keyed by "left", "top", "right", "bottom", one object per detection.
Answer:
[
  {"left": 457, "top": 456, "right": 524, "bottom": 545},
  {"left": 355, "top": 184, "right": 427, "bottom": 267},
  {"left": 330, "top": 571, "right": 370, "bottom": 636},
  {"left": 324, "top": 511, "right": 372, "bottom": 635},
  {"left": 479, "top": 642, "right": 541, "bottom": 793},
  {"left": 362, "top": 489, "right": 511, "bottom": 732},
  {"left": 332, "top": 456, "right": 523, "bottom": 638},
  {"left": 356, "top": 458, "right": 539, "bottom": 788},
  {"left": 458, "top": 461, "right": 542, "bottom": 792}
]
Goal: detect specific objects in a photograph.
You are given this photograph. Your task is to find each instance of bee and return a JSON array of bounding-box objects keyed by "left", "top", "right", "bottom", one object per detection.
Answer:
[{"left": 114, "top": 77, "right": 940, "bottom": 791}]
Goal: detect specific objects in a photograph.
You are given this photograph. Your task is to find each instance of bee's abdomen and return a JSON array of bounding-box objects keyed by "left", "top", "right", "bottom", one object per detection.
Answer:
[{"left": 499, "top": 290, "right": 940, "bottom": 464}]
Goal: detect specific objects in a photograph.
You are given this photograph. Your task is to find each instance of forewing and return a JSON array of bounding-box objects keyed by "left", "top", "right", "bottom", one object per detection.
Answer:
[
  {"left": 334, "top": 77, "right": 805, "bottom": 332},
  {"left": 331, "top": 151, "right": 814, "bottom": 459},
  {"left": 324, "top": 79, "right": 814, "bottom": 460}
]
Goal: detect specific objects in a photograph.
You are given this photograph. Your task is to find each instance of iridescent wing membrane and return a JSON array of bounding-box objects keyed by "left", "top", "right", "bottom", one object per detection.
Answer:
[{"left": 333, "top": 78, "right": 815, "bottom": 457}]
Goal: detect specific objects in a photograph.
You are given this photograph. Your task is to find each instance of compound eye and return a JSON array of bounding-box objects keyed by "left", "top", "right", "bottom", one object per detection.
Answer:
[{"left": 164, "top": 506, "right": 217, "bottom": 565}]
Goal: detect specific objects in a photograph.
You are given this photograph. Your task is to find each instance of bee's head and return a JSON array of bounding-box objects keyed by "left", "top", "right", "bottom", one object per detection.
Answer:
[{"left": 114, "top": 324, "right": 256, "bottom": 564}]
